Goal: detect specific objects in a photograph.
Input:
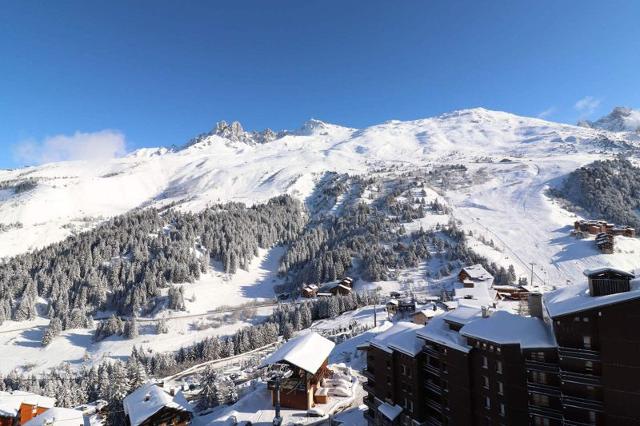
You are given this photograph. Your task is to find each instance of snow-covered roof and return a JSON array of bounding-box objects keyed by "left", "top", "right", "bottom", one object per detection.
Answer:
[
  {"left": 386, "top": 299, "right": 399, "bottom": 306},
  {"left": 261, "top": 331, "right": 335, "bottom": 374},
  {"left": 453, "top": 280, "right": 496, "bottom": 307},
  {"left": 460, "top": 311, "right": 556, "bottom": 349},
  {"left": 23, "top": 408, "right": 86, "bottom": 426},
  {"left": 0, "top": 391, "right": 56, "bottom": 417},
  {"left": 417, "top": 313, "right": 471, "bottom": 353},
  {"left": 460, "top": 264, "right": 493, "bottom": 282},
  {"left": 544, "top": 278, "right": 640, "bottom": 318},
  {"left": 377, "top": 402, "right": 403, "bottom": 421},
  {"left": 583, "top": 267, "right": 635, "bottom": 278},
  {"left": 123, "top": 384, "right": 192, "bottom": 426},
  {"left": 370, "top": 322, "right": 423, "bottom": 357},
  {"left": 416, "top": 308, "right": 445, "bottom": 319},
  {"left": 442, "top": 305, "right": 482, "bottom": 325}
]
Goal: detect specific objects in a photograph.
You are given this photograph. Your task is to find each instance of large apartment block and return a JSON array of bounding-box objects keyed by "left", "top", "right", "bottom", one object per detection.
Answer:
[{"left": 361, "top": 267, "right": 640, "bottom": 426}]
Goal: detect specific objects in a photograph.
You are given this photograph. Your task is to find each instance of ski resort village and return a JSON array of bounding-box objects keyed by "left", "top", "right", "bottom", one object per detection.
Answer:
[{"left": 1, "top": 106, "right": 640, "bottom": 426}]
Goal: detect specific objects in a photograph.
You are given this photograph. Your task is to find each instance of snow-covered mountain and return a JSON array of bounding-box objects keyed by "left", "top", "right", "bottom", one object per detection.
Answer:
[
  {"left": 2, "top": 107, "right": 640, "bottom": 377},
  {"left": 0, "top": 107, "right": 637, "bottom": 259},
  {"left": 579, "top": 106, "right": 640, "bottom": 132}
]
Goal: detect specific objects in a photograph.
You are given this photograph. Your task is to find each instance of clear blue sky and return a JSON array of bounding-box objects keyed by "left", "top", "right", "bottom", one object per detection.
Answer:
[{"left": 1, "top": 0, "right": 639, "bottom": 168}]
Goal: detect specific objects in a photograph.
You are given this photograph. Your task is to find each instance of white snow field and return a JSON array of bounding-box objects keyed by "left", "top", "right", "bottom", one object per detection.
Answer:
[{"left": 1, "top": 107, "right": 640, "bottom": 375}]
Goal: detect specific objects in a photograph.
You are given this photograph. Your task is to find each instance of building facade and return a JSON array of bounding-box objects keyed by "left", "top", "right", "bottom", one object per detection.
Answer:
[{"left": 362, "top": 267, "right": 640, "bottom": 426}]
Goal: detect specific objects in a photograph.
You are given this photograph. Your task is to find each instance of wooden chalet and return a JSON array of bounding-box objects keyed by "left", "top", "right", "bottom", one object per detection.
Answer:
[
  {"left": 262, "top": 332, "right": 335, "bottom": 410},
  {"left": 458, "top": 264, "right": 494, "bottom": 284},
  {"left": 412, "top": 304, "right": 444, "bottom": 325},
  {"left": 301, "top": 284, "right": 318, "bottom": 298},
  {"left": 595, "top": 232, "right": 614, "bottom": 254},
  {"left": 0, "top": 392, "right": 55, "bottom": 426},
  {"left": 492, "top": 284, "right": 531, "bottom": 300},
  {"left": 329, "top": 283, "right": 352, "bottom": 296},
  {"left": 23, "top": 407, "right": 86, "bottom": 426},
  {"left": 574, "top": 219, "right": 636, "bottom": 238},
  {"left": 123, "top": 384, "right": 192, "bottom": 426}
]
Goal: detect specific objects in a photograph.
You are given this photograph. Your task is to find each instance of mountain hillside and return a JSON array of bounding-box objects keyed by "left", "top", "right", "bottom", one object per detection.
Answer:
[
  {"left": 1, "top": 108, "right": 636, "bottom": 259},
  {"left": 579, "top": 106, "right": 640, "bottom": 132}
]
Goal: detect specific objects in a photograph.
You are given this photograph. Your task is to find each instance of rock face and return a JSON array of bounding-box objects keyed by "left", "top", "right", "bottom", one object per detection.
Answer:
[
  {"left": 579, "top": 107, "right": 640, "bottom": 132},
  {"left": 186, "top": 121, "right": 281, "bottom": 147}
]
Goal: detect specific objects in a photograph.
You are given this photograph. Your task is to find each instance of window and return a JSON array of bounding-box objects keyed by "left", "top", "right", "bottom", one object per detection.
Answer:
[
  {"left": 498, "top": 381, "right": 504, "bottom": 395},
  {"left": 588, "top": 411, "right": 596, "bottom": 422},
  {"left": 585, "top": 360, "right": 594, "bottom": 372},
  {"left": 482, "top": 376, "right": 489, "bottom": 389},
  {"left": 496, "top": 347, "right": 501, "bottom": 354},
  {"left": 484, "top": 396, "right": 491, "bottom": 409},
  {"left": 401, "top": 364, "right": 407, "bottom": 375},
  {"left": 531, "top": 351, "right": 545, "bottom": 362},
  {"left": 408, "top": 400, "right": 414, "bottom": 413},
  {"left": 532, "top": 371, "right": 548, "bottom": 385},
  {"left": 532, "top": 393, "right": 550, "bottom": 407},
  {"left": 583, "top": 336, "right": 592, "bottom": 349},
  {"left": 583, "top": 317, "right": 589, "bottom": 322},
  {"left": 533, "top": 417, "right": 550, "bottom": 426},
  {"left": 482, "top": 356, "right": 488, "bottom": 369},
  {"left": 496, "top": 360, "right": 503, "bottom": 374},
  {"left": 499, "top": 403, "right": 506, "bottom": 417},
  {"left": 386, "top": 360, "right": 391, "bottom": 369}
]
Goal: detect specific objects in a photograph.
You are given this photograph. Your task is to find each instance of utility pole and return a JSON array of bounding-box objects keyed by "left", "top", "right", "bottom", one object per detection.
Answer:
[
  {"left": 273, "top": 374, "right": 282, "bottom": 426},
  {"left": 529, "top": 262, "right": 536, "bottom": 287}
]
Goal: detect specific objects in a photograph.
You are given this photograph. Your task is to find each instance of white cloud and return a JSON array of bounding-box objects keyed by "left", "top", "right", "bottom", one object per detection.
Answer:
[
  {"left": 537, "top": 107, "right": 556, "bottom": 119},
  {"left": 574, "top": 96, "right": 601, "bottom": 118},
  {"left": 13, "top": 130, "right": 127, "bottom": 165}
]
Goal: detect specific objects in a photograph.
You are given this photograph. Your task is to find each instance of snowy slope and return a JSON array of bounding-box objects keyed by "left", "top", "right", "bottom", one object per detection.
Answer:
[
  {"left": 2, "top": 107, "right": 640, "bottom": 374},
  {"left": 1, "top": 108, "right": 636, "bottom": 258}
]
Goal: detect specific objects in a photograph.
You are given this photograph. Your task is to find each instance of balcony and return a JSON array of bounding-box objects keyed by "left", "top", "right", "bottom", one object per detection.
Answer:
[
  {"left": 425, "top": 417, "right": 444, "bottom": 426},
  {"left": 423, "top": 345, "right": 443, "bottom": 358},
  {"left": 562, "top": 395, "right": 604, "bottom": 412},
  {"left": 426, "top": 398, "right": 443, "bottom": 413},
  {"left": 558, "top": 346, "right": 600, "bottom": 362},
  {"left": 363, "top": 395, "right": 377, "bottom": 409},
  {"left": 361, "top": 367, "right": 376, "bottom": 380},
  {"left": 423, "top": 363, "right": 441, "bottom": 376},
  {"left": 363, "top": 380, "right": 375, "bottom": 394},
  {"left": 525, "top": 359, "right": 560, "bottom": 373},
  {"left": 527, "top": 381, "right": 561, "bottom": 397},
  {"left": 560, "top": 370, "right": 602, "bottom": 387},
  {"left": 564, "top": 420, "right": 600, "bottom": 426},
  {"left": 425, "top": 380, "right": 443, "bottom": 395},
  {"left": 528, "top": 404, "right": 563, "bottom": 420}
]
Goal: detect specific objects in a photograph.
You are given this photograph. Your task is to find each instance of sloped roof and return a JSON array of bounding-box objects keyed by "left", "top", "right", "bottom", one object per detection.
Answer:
[
  {"left": 583, "top": 267, "right": 634, "bottom": 278},
  {"left": 417, "top": 313, "right": 472, "bottom": 353},
  {"left": 0, "top": 391, "right": 56, "bottom": 417},
  {"left": 544, "top": 278, "right": 640, "bottom": 317},
  {"left": 370, "top": 322, "right": 423, "bottom": 357},
  {"left": 123, "top": 384, "right": 191, "bottom": 426},
  {"left": 23, "top": 408, "right": 87, "bottom": 426},
  {"left": 460, "top": 264, "right": 493, "bottom": 281},
  {"left": 460, "top": 311, "right": 556, "bottom": 348},
  {"left": 442, "top": 305, "right": 482, "bottom": 325},
  {"left": 261, "top": 332, "right": 335, "bottom": 374}
]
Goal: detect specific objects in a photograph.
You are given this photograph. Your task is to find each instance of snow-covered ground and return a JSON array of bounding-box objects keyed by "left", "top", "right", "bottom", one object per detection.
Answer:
[{"left": 448, "top": 157, "right": 640, "bottom": 288}]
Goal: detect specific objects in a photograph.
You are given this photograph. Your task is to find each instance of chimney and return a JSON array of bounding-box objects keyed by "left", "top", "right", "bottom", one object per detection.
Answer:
[
  {"left": 528, "top": 293, "right": 543, "bottom": 318},
  {"left": 481, "top": 306, "right": 490, "bottom": 318}
]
